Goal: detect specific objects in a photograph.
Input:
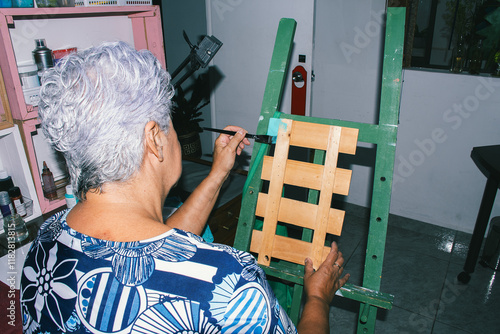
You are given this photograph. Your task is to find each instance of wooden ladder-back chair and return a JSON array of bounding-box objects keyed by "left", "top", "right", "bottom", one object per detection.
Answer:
[{"left": 233, "top": 7, "right": 405, "bottom": 334}]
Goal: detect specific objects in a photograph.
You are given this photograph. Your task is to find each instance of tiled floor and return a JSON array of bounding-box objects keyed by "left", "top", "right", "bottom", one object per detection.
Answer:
[{"left": 328, "top": 204, "right": 500, "bottom": 334}]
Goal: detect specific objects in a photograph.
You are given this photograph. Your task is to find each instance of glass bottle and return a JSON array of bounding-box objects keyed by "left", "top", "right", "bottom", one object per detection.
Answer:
[
  {"left": 451, "top": 34, "right": 466, "bottom": 73},
  {"left": 42, "top": 161, "right": 57, "bottom": 200},
  {"left": 8, "top": 186, "right": 27, "bottom": 217},
  {"left": 4, "top": 213, "right": 29, "bottom": 243}
]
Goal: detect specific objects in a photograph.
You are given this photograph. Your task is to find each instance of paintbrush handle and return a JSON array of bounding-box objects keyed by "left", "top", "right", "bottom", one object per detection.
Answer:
[
  {"left": 202, "top": 127, "right": 272, "bottom": 144},
  {"left": 202, "top": 127, "right": 257, "bottom": 140}
]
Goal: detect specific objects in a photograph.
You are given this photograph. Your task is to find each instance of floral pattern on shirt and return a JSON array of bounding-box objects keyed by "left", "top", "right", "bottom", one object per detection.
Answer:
[{"left": 21, "top": 242, "right": 78, "bottom": 332}]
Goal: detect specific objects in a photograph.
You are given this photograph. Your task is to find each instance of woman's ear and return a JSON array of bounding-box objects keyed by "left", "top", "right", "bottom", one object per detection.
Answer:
[{"left": 145, "top": 121, "right": 164, "bottom": 162}]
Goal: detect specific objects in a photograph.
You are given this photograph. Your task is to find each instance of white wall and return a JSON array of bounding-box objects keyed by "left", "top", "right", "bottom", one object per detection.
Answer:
[
  {"left": 164, "top": 0, "right": 500, "bottom": 233},
  {"left": 206, "top": 0, "right": 315, "bottom": 156},
  {"left": 311, "top": 0, "right": 500, "bottom": 233},
  {"left": 393, "top": 70, "right": 500, "bottom": 233}
]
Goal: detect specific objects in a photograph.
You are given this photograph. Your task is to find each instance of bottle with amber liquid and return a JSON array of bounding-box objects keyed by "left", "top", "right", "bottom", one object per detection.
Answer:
[
  {"left": 42, "top": 161, "right": 57, "bottom": 200},
  {"left": 450, "top": 34, "right": 466, "bottom": 73}
]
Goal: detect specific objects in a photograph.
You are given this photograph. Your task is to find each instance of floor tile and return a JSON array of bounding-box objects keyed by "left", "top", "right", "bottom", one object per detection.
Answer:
[
  {"left": 435, "top": 262, "right": 500, "bottom": 333},
  {"left": 374, "top": 305, "right": 433, "bottom": 334},
  {"left": 387, "top": 216, "right": 455, "bottom": 262},
  {"left": 380, "top": 247, "right": 449, "bottom": 316},
  {"left": 329, "top": 302, "right": 434, "bottom": 334},
  {"left": 431, "top": 321, "right": 473, "bottom": 334},
  {"left": 329, "top": 297, "right": 359, "bottom": 334},
  {"left": 326, "top": 206, "right": 499, "bottom": 333},
  {"left": 450, "top": 230, "right": 473, "bottom": 265}
]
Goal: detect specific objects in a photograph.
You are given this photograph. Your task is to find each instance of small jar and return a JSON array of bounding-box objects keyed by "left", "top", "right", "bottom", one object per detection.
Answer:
[
  {"left": 18, "top": 64, "right": 40, "bottom": 90},
  {"left": 4, "top": 213, "right": 29, "bottom": 243},
  {"left": 8, "top": 186, "right": 27, "bottom": 217}
]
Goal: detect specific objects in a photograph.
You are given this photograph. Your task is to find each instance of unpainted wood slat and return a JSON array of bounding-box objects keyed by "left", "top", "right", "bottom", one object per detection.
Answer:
[
  {"left": 251, "top": 230, "right": 332, "bottom": 266},
  {"left": 261, "top": 156, "right": 352, "bottom": 196},
  {"left": 289, "top": 120, "right": 358, "bottom": 154},
  {"left": 311, "top": 126, "right": 342, "bottom": 267},
  {"left": 255, "top": 193, "right": 345, "bottom": 235},
  {"left": 257, "top": 119, "right": 293, "bottom": 267}
]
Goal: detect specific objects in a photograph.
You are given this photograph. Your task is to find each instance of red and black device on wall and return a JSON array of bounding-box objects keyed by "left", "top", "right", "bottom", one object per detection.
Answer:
[{"left": 291, "top": 54, "right": 307, "bottom": 116}]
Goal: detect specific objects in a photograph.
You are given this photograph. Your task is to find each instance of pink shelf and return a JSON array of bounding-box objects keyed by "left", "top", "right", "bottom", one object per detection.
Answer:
[
  {"left": 17, "top": 118, "right": 65, "bottom": 214},
  {"left": 2, "top": 5, "right": 165, "bottom": 214},
  {"left": 0, "top": 5, "right": 165, "bottom": 121}
]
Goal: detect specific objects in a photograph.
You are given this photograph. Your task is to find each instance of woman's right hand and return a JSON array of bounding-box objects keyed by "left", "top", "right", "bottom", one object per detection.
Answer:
[{"left": 210, "top": 125, "right": 251, "bottom": 181}]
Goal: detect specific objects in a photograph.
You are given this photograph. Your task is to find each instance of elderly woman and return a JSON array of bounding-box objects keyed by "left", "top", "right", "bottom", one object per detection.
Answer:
[{"left": 21, "top": 41, "right": 348, "bottom": 334}]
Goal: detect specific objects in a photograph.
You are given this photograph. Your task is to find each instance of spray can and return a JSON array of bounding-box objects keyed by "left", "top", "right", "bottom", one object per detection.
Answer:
[{"left": 33, "top": 39, "right": 53, "bottom": 78}]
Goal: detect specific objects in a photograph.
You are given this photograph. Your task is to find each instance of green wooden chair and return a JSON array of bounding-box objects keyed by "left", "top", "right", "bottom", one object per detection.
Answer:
[{"left": 233, "top": 7, "right": 405, "bottom": 334}]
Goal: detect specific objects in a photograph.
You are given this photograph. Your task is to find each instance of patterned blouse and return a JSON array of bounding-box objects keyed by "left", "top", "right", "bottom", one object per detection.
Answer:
[{"left": 20, "top": 209, "right": 297, "bottom": 333}]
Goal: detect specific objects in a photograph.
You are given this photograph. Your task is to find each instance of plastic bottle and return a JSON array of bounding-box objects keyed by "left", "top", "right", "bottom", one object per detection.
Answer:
[
  {"left": 8, "top": 186, "right": 27, "bottom": 217},
  {"left": 33, "top": 39, "right": 54, "bottom": 78},
  {"left": 41, "top": 161, "right": 57, "bottom": 200},
  {"left": 0, "top": 170, "right": 14, "bottom": 193},
  {"left": 64, "top": 184, "right": 77, "bottom": 209}
]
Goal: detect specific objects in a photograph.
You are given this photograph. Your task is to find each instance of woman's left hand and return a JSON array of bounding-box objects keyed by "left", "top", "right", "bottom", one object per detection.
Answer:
[{"left": 211, "top": 126, "right": 251, "bottom": 179}]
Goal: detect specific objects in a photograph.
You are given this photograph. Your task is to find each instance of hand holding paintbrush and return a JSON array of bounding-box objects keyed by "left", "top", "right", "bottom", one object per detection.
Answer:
[{"left": 203, "top": 127, "right": 275, "bottom": 144}]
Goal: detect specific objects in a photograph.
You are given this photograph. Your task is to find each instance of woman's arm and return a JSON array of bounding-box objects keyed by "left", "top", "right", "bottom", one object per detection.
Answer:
[
  {"left": 297, "top": 242, "right": 350, "bottom": 334},
  {"left": 166, "top": 126, "right": 250, "bottom": 234}
]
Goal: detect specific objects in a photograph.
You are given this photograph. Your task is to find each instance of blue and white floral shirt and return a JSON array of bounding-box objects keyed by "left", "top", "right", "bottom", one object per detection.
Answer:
[{"left": 20, "top": 210, "right": 297, "bottom": 334}]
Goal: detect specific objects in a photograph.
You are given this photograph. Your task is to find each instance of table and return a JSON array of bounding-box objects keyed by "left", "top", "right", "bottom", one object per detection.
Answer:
[{"left": 458, "top": 145, "right": 500, "bottom": 284}]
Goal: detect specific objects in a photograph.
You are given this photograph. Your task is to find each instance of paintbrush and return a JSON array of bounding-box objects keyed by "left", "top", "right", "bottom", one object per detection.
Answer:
[{"left": 202, "top": 127, "right": 275, "bottom": 144}]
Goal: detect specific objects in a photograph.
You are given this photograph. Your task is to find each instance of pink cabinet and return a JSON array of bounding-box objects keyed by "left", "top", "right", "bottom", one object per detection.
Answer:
[{"left": 0, "top": 5, "right": 165, "bottom": 213}]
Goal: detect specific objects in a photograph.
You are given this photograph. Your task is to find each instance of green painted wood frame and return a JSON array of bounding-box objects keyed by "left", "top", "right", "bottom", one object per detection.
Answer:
[{"left": 233, "top": 8, "right": 405, "bottom": 334}]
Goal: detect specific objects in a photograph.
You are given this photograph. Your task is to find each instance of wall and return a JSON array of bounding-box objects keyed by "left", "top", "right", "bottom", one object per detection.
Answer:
[
  {"left": 393, "top": 70, "right": 500, "bottom": 233},
  {"left": 163, "top": 0, "right": 500, "bottom": 233},
  {"left": 206, "top": 0, "right": 315, "bottom": 159},
  {"left": 160, "top": 0, "right": 213, "bottom": 157},
  {"left": 312, "top": 0, "right": 500, "bottom": 233}
]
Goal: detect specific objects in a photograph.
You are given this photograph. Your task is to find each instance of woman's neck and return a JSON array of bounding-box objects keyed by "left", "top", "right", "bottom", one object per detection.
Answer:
[{"left": 65, "top": 182, "right": 170, "bottom": 242}]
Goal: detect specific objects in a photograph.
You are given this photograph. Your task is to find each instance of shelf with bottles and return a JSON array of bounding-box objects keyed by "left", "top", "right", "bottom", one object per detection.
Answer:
[
  {"left": 0, "top": 124, "right": 42, "bottom": 226},
  {"left": 0, "top": 5, "right": 165, "bottom": 121},
  {"left": 14, "top": 118, "right": 70, "bottom": 214}
]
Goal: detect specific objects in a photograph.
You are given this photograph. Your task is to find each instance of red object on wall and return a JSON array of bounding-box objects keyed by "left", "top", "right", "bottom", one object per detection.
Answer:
[{"left": 291, "top": 65, "right": 307, "bottom": 116}]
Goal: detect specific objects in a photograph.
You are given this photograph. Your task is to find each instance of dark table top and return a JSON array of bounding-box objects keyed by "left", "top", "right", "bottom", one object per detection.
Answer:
[{"left": 471, "top": 145, "right": 500, "bottom": 183}]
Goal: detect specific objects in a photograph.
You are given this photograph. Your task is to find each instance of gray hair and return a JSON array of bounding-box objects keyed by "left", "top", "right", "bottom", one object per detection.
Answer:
[{"left": 38, "top": 41, "right": 174, "bottom": 200}]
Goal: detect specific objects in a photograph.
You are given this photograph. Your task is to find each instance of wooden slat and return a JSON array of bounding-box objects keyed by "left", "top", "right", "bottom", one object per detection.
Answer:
[
  {"left": 0, "top": 66, "right": 13, "bottom": 130},
  {"left": 289, "top": 120, "right": 358, "bottom": 154},
  {"left": 257, "top": 119, "right": 293, "bottom": 267},
  {"left": 255, "top": 193, "right": 345, "bottom": 235},
  {"left": 311, "top": 126, "right": 342, "bottom": 267},
  {"left": 261, "top": 156, "right": 352, "bottom": 196},
  {"left": 251, "top": 230, "right": 332, "bottom": 265}
]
